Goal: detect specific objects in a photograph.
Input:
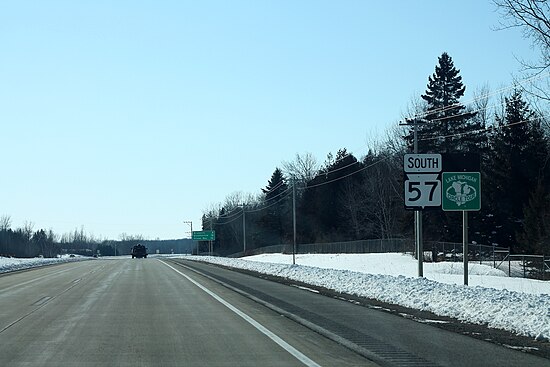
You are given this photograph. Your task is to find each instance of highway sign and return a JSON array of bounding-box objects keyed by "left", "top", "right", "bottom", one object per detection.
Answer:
[
  {"left": 404, "top": 154, "right": 442, "bottom": 173},
  {"left": 442, "top": 172, "right": 481, "bottom": 211},
  {"left": 192, "top": 230, "right": 216, "bottom": 241},
  {"left": 404, "top": 174, "right": 442, "bottom": 208},
  {"left": 404, "top": 154, "right": 442, "bottom": 209}
]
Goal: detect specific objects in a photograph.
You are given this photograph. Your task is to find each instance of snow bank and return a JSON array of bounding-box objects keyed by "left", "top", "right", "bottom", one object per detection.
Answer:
[
  {"left": 183, "top": 254, "right": 550, "bottom": 340},
  {"left": 0, "top": 256, "right": 87, "bottom": 273}
]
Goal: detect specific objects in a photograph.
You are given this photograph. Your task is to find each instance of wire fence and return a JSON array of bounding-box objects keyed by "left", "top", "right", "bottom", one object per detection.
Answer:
[
  {"left": 496, "top": 254, "right": 550, "bottom": 280},
  {"left": 426, "top": 241, "right": 510, "bottom": 266},
  {"left": 228, "top": 238, "right": 414, "bottom": 257},
  {"left": 228, "top": 239, "right": 549, "bottom": 281}
]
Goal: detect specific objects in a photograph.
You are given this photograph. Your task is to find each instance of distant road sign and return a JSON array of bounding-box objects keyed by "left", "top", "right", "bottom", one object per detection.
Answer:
[{"left": 192, "top": 230, "right": 215, "bottom": 241}]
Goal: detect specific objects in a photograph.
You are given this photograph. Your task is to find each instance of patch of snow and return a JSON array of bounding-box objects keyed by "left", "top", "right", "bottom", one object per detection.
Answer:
[
  {"left": 177, "top": 253, "right": 550, "bottom": 341},
  {"left": 0, "top": 256, "right": 88, "bottom": 273}
]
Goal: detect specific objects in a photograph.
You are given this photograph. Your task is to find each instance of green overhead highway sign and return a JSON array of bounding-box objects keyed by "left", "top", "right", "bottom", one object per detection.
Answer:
[{"left": 192, "top": 230, "right": 215, "bottom": 241}]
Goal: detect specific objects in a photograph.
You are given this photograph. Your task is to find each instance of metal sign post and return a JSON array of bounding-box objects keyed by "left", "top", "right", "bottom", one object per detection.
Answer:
[
  {"left": 404, "top": 153, "right": 442, "bottom": 277},
  {"left": 442, "top": 171, "right": 481, "bottom": 285},
  {"left": 463, "top": 211, "right": 468, "bottom": 285},
  {"left": 184, "top": 221, "right": 194, "bottom": 254}
]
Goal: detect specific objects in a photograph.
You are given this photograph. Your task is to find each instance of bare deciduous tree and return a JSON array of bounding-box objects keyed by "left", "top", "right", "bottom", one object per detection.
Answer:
[
  {"left": 339, "top": 179, "right": 370, "bottom": 239},
  {"left": 401, "top": 93, "right": 429, "bottom": 121},
  {"left": 472, "top": 84, "right": 492, "bottom": 126},
  {"left": 202, "top": 203, "right": 222, "bottom": 226},
  {"left": 282, "top": 152, "right": 319, "bottom": 183},
  {"left": 0, "top": 215, "right": 11, "bottom": 231},
  {"left": 223, "top": 191, "right": 255, "bottom": 212},
  {"left": 364, "top": 160, "right": 401, "bottom": 240},
  {"left": 496, "top": 0, "right": 550, "bottom": 67},
  {"left": 495, "top": 0, "right": 550, "bottom": 99},
  {"left": 23, "top": 221, "right": 34, "bottom": 241}
]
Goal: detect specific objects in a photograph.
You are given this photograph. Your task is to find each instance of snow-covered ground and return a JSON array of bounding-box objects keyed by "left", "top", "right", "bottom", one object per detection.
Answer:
[
  {"left": 0, "top": 255, "right": 88, "bottom": 273},
  {"left": 245, "top": 253, "right": 550, "bottom": 295},
  {"left": 180, "top": 253, "right": 550, "bottom": 342}
]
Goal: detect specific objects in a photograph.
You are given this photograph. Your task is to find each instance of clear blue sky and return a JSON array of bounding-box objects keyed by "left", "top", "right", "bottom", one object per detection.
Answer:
[{"left": 0, "top": 1, "right": 536, "bottom": 240}]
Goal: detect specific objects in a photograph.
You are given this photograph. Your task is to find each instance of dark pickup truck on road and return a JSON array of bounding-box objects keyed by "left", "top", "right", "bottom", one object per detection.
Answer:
[{"left": 131, "top": 244, "right": 148, "bottom": 258}]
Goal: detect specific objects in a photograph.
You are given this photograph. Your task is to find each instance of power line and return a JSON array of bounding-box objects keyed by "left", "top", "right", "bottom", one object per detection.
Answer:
[
  {"left": 419, "top": 115, "right": 541, "bottom": 142},
  {"left": 214, "top": 186, "right": 293, "bottom": 224},
  {"left": 246, "top": 189, "right": 293, "bottom": 213},
  {"left": 402, "top": 71, "right": 550, "bottom": 123},
  {"left": 303, "top": 155, "right": 391, "bottom": 189},
  {"left": 213, "top": 155, "right": 389, "bottom": 223},
  {"left": 215, "top": 209, "right": 245, "bottom": 225},
  {"left": 216, "top": 207, "right": 245, "bottom": 221},
  {"left": 262, "top": 179, "right": 285, "bottom": 196}
]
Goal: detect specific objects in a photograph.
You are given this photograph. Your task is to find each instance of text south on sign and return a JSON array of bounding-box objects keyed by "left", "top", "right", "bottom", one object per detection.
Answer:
[{"left": 406, "top": 156, "right": 441, "bottom": 171}]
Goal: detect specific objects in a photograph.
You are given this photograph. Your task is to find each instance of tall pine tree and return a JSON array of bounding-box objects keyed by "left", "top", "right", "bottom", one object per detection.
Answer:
[
  {"left": 258, "top": 168, "right": 289, "bottom": 246},
  {"left": 404, "top": 53, "right": 481, "bottom": 243},
  {"left": 406, "top": 52, "right": 480, "bottom": 153},
  {"left": 262, "top": 168, "right": 288, "bottom": 201}
]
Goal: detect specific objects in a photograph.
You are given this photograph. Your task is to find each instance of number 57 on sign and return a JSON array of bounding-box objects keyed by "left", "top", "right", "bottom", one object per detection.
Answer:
[{"left": 404, "top": 174, "right": 442, "bottom": 209}]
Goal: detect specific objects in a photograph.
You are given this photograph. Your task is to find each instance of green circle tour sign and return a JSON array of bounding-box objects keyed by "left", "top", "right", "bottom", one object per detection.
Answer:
[{"left": 442, "top": 172, "right": 481, "bottom": 211}]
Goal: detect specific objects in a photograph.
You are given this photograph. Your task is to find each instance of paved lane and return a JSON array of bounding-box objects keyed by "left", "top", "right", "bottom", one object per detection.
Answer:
[
  {"left": 0, "top": 259, "right": 374, "bottom": 367},
  {"left": 170, "top": 258, "right": 550, "bottom": 367}
]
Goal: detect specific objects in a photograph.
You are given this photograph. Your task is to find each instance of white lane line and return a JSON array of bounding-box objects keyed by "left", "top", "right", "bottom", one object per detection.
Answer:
[{"left": 159, "top": 260, "right": 322, "bottom": 367}]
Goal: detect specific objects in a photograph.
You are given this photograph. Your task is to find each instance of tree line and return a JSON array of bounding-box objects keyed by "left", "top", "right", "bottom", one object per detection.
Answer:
[
  {"left": 0, "top": 218, "right": 143, "bottom": 258},
  {"left": 202, "top": 50, "right": 550, "bottom": 257},
  {"left": 0, "top": 216, "right": 194, "bottom": 258}
]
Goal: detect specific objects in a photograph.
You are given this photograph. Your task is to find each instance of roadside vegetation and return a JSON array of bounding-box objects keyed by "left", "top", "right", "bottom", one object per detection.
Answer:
[{"left": 202, "top": 1, "right": 550, "bottom": 257}]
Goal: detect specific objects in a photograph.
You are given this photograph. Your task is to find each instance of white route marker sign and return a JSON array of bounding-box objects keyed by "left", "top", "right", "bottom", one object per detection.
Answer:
[{"left": 404, "top": 154, "right": 442, "bottom": 209}]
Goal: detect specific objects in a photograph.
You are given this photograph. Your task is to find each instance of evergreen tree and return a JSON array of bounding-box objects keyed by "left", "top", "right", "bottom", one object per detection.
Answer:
[
  {"left": 405, "top": 52, "right": 480, "bottom": 153},
  {"left": 485, "top": 89, "right": 550, "bottom": 251},
  {"left": 32, "top": 229, "right": 48, "bottom": 256},
  {"left": 404, "top": 53, "right": 481, "bottom": 243},
  {"left": 518, "top": 180, "right": 550, "bottom": 254},
  {"left": 258, "top": 168, "right": 290, "bottom": 246},
  {"left": 262, "top": 168, "right": 288, "bottom": 201}
]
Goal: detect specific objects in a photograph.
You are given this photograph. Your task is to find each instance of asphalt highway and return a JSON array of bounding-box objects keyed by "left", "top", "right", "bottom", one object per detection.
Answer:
[{"left": 0, "top": 259, "right": 375, "bottom": 366}]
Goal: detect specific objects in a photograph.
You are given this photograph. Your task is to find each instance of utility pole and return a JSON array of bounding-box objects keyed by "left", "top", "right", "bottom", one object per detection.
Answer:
[
  {"left": 209, "top": 217, "right": 213, "bottom": 256},
  {"left": 184, "top": 221, "right": 194, "bottom": 254},
  {"left": 292, "top": 178, "right": 297, "bottom": 265},
  {"left": 413, "top": 119, "right": 424, "bottom": 277},
  {"left": 242, "top": 205, "right": 247, "bottom": 254},
  {"left": 400, "top": 118, "right": 424, "bottom": 277}
]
